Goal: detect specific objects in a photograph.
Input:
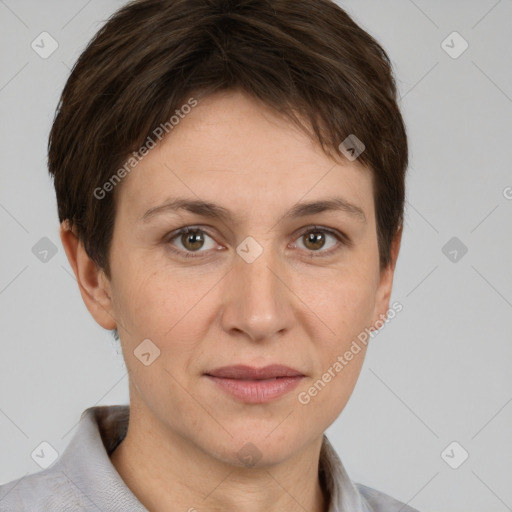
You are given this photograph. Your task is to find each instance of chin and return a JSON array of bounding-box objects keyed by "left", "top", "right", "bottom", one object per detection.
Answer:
[{"left": 210, "top": 426, "right": 306, "bottom": 468}]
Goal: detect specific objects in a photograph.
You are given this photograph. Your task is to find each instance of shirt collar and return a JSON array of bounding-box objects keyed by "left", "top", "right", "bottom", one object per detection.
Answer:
[
  {"left": 58, "top": 404, "right": 369, "bottom": 512},
  {"left": 58, "top": 405, "right": 146, "bottom": 511}
]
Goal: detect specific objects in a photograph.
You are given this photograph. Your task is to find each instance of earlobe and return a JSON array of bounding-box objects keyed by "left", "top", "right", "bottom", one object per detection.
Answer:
[{"left": 59, "top": 220, "right": 117, "bottom": 330}]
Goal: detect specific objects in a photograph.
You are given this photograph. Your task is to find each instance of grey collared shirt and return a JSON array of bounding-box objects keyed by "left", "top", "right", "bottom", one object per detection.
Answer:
[{"left": 0, "top": 405, "right": 420, "bottom": 511}]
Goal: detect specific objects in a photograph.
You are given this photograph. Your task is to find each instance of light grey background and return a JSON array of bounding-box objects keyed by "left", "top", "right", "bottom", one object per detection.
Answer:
[{"left": 1, "top": 1, "right": 511, "bottom": 511}]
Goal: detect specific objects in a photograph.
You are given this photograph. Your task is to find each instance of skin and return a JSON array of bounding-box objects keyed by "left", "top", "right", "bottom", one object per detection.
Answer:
[{"left": 60, "top": 89, "right": 402, "bottom": 512}]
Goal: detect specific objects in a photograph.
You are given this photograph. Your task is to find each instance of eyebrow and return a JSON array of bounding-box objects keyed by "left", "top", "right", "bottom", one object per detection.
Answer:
[{"left": 140, "top": 196, "right": 367, "bottom": 224}]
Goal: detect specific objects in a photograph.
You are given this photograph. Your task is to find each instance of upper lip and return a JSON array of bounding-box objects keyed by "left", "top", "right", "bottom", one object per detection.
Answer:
[{"left": 205, "top": 364, "right": 304, "bottom": 380}]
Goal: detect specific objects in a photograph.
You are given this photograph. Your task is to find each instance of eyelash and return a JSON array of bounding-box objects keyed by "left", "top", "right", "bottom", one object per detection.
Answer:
[{"left": 165, "top": 225, "right": 350, "bottom": 259}]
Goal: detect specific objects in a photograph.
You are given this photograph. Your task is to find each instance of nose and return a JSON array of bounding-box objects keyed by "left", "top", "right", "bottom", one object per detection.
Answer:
[{"left": 220, "top": 241, "right": 294, "bottom": 343}]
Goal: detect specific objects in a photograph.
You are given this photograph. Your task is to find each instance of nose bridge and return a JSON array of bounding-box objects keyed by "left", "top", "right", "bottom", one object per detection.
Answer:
[{"left": 221, "top": 239, "right": 291, "bottom": 341}]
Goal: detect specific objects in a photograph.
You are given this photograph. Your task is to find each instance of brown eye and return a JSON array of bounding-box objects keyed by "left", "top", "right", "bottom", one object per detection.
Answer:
[
  {"left": 167, "top": 227, "right": 218, "bottom": 257},
  {"left": 180, "top": 230, "right": 205, "bottom": 251},
  {"left": 293, "top": 226, "right": 346, "bottom": 257},
  {"left": 303, "top": 231, "right": 327, "bottom": 251}
]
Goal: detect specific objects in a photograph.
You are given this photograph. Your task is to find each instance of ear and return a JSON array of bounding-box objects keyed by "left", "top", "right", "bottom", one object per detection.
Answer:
[
  {"left": 59, "top": 220, "right": 117, "bottom": 330},
  {"left": 371, "top": 225, "right": 403, "bottom": 329}
]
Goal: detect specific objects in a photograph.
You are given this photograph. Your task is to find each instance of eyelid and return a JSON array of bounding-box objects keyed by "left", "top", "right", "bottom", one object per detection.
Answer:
[
  {"left": 165, "top": 225, "right": 221, "bottom": 258},
  {"left": 165, "top": 224, "right": 350, "bottom": 258},
  {"left": 289, "top": 225, "right": 351, "bottom": 256}
]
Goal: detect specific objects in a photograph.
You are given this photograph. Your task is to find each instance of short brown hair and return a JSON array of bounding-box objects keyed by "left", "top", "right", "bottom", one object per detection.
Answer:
[{"left": 49, "top": 0, "right": 408, "bottom": 280}]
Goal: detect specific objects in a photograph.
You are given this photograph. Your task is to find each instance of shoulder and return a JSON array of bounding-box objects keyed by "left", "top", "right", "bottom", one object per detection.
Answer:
[
  {"left": 356, "top": 482, "right": 421, "bottom": 512},
  {"left": 0, "top": 468, "right": 83, "bottom": 512}
]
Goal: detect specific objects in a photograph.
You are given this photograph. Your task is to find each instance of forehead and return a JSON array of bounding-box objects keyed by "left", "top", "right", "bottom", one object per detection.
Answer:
[{"left": 117, "top": 90, "right": 374, "bottom": 224}]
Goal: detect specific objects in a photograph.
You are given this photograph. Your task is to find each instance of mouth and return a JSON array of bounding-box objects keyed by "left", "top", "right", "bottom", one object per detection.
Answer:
[
  {"left": 204, "top": 364, "right": 305, "bottom": 403},
  {"left": 205, "top": 364, "right": 304, "bottom": 380}
]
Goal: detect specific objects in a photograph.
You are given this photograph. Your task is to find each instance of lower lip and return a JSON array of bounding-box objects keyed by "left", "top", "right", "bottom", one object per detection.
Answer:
[{"left": 206, "top": 375, "right": 304, "bottom": 403}]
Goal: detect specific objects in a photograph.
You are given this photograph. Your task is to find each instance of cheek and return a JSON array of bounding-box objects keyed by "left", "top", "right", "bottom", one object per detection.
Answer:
[
  {"left": 295, "top": 291, "right": 371, "bottom": 429},
  {"left": 112, "top": 263, "right": 220, "bottom": 362},
  {"left": 295, "top": 265, "right": 377, "bottom": 341},
  {"left": 115, "top": 268, "right": 208, "bottom": 398},
  {"left": 292, "top": 268, "right": 375, "bottom": 408}
]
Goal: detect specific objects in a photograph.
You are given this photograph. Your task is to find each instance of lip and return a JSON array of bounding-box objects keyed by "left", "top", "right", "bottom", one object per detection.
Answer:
[
  {"left": 204, "top": 365, "right": 305, "bottom": 404},
  {"left": 206, "top": 364, "right": 304, "bottom": 379}
]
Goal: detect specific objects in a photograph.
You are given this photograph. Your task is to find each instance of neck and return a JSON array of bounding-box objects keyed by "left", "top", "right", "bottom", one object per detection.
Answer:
[{"left": 109, "top": 402, "right": 328, "bottom": 512}]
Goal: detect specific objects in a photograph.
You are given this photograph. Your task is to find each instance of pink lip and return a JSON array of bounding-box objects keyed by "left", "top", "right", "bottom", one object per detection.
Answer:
[
  {"left": 206, "top": 364, "right": 304, "bottom": 379},
  {"left": 205, "top": 365, "right": 305, "bottom": 404}
]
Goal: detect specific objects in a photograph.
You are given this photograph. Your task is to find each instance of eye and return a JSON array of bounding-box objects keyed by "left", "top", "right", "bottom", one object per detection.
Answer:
[
  {"left": 165, "top": 225, "right": 348, "bottom": 259},
  {"left": 166, "top": 226, "right": 219, "bottom": 258},
  {"left": 292, "top": 226, "right": 347, "bottom": 257}
]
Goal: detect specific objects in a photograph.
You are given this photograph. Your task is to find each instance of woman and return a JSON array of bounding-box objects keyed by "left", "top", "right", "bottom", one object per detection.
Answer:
[{"left": 0, "top": 0, "right": 416, "bottom": 510}]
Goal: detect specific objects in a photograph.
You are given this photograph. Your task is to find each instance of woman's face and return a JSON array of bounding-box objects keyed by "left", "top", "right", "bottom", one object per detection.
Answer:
[{"left": 99, "top": 89, "right": 399, "bottom": 466}]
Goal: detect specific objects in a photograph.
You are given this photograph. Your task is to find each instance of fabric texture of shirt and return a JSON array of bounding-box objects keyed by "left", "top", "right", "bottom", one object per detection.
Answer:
[{"left": 0, "top": 405, "right": 420, "bottom": 511}]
